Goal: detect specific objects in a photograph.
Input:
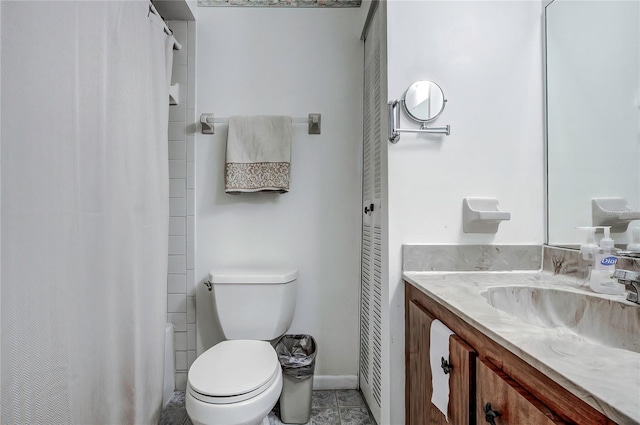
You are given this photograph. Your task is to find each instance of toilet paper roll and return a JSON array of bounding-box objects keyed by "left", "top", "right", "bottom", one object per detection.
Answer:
[{"left": 429, "top": 319, "right": 454, "bottom": 421}]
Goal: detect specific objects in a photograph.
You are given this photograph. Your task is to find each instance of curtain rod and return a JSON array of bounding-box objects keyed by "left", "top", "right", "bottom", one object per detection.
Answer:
[{"left": 148, "top": 2, "right": 183, "bottom": 50}]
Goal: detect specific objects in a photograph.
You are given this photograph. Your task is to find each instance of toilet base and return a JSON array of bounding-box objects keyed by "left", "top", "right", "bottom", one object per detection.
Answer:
[{"left": 189, "top": 416, "right": 269, "bottom": 425}]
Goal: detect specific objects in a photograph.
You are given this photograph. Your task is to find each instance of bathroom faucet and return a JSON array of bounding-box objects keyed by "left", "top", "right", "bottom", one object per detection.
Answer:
[{"left": 613, "top": 269, "right": 640, "bottom": 304}]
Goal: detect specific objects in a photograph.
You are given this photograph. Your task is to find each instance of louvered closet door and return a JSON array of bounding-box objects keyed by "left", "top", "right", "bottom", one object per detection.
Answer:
[{"left": 360, "top": 5, "right": 383, "bottom": 423}]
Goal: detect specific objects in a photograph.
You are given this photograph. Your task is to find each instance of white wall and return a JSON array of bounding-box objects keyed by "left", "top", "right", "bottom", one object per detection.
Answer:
[
  {"left": 195, "top": 7, "right": 364, "bottom": 382},
  {"left": 385, "top": 1, "right": 545, "bottom": 422}
]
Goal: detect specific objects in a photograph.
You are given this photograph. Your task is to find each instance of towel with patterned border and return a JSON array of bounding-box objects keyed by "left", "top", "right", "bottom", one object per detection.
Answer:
[{"left": 225, "top": 115, "right": 292, "bottom": 194}]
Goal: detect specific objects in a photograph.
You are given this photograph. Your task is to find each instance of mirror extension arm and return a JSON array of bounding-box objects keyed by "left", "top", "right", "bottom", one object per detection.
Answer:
[{"left": 388, "top": 100, "right": 450, "bottom": 143}]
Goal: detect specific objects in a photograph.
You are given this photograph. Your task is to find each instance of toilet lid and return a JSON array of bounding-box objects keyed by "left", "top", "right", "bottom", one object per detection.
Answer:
[{"left": 188, "top": 340, "right": 280, "bottom": 399}]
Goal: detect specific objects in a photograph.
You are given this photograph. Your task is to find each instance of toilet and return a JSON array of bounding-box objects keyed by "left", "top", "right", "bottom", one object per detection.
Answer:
[{"left": 186, "top": 268, "right": 298, "bottom": 425}]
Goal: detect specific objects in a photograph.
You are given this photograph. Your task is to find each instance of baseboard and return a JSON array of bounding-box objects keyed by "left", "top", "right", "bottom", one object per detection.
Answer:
[{"left": 312, "top": 375, "right": 358, "bottom": 390}]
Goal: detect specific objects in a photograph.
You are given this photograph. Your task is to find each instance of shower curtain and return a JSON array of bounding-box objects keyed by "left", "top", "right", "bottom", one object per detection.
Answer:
[{"left": 1, "top": 2, "right": 173, "bottom": 423}]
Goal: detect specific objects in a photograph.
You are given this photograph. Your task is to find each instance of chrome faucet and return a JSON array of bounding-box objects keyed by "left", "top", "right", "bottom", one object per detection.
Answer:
[{"left": 613, "top": 269, "right": 640, "bottom": 304}]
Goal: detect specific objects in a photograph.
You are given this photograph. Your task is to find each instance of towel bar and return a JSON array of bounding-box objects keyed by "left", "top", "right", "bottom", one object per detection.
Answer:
[{"left": 200, "top": 113, "right": 321, "bottom": 135}]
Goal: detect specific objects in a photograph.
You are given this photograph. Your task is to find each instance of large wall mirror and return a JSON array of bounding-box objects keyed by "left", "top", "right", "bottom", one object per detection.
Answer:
[{"left": 546, "top": 0, "right": 640, "bottom": 247}]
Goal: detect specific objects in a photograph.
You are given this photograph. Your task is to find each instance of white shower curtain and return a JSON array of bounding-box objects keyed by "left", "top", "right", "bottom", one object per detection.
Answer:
[{"left": 2, "top": 2, "right": 173, "bottom": 423}]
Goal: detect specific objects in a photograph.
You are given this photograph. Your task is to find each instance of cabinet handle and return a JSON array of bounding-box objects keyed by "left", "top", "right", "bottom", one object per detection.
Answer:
[
  {"left": 440, "top": 357, "right": 452, "bottom": 374},
  {"left": 483, "top": 403, "right": 501, "bottom": 425}
]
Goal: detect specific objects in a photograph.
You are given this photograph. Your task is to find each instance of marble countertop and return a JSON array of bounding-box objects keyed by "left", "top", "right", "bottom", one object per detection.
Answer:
[{"left": 403, "top": 271, "right": 640, "bottom": 424}]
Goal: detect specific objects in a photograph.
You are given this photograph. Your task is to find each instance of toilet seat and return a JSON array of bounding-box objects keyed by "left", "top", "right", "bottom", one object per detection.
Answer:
[{"left": 188, "top": 340, "right": 280, "bottom": 405}]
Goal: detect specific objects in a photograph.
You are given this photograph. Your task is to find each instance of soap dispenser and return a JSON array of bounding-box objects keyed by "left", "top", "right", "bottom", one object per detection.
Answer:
[
  {"left": 578, "top": 226, "right": 598, "bottom": 262},
  {"left": 589, "top": 227, "right": 625, "bottom": 295},
  {"left": 578, "top": 226, "right": 598, "bottom": 287}
]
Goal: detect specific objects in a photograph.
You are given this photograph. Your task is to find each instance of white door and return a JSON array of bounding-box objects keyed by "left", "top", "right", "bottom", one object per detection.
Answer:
[{"left": 360, "top": 4, "right": 384, "bottom": 422}]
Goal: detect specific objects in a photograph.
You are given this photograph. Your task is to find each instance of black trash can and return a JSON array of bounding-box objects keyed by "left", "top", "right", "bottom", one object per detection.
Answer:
[{"left": 275, "top": 334, "right": 318, "bottom": 424}]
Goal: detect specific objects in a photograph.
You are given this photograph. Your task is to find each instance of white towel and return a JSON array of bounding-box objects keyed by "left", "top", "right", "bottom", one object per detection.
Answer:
[
  {"left": 225, "top": 115, "right": 292, "bottom": 194},
  {"left": 430, "top": 319, "right": 455, "bottom": 421}
]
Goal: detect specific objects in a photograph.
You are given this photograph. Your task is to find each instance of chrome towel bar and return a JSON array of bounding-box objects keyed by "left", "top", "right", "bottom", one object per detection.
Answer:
[{"left": 200, "top": 113, "right": 321, "bottom": 135}]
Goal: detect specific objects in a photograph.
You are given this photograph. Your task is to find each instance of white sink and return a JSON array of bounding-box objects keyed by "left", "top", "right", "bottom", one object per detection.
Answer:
[{"left": 482, "top": 286, "right": 640, "bottom": 353}]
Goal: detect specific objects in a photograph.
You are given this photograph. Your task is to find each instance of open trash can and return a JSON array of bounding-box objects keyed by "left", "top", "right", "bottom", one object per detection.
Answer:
[{"left": 276, "top": 334, "right": 317, "bottom": 424}]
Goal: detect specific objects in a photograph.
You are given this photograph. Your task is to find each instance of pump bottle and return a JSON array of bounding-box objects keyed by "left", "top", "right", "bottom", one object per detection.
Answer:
[{"left": 589, "top": 227, "right": 625, "bottom": 295}]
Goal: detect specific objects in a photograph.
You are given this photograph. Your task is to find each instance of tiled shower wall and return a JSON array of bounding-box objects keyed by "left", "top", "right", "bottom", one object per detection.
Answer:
[{"left": 168, "top": 20, "right": 197, "bottom": 391}]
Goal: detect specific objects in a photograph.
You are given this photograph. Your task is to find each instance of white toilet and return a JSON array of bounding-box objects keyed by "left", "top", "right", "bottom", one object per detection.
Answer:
[{"left": 186, "top": 268, "right": 298, "bottom": 425}]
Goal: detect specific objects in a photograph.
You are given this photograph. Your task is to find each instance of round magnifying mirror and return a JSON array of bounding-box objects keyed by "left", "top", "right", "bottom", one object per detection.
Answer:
[{"left": 402, "top": 80, "right": 446, "bottom": 123}]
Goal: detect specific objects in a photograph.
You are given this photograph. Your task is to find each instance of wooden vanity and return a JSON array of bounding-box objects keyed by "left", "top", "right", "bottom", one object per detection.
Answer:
[{"left": 405, "top": 281, "right": 619, "bottom": 425}]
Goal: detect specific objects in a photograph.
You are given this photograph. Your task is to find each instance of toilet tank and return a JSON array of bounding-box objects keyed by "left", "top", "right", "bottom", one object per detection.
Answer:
[{"left": 210, "top": 268, "right": 298, "bottom": 340}]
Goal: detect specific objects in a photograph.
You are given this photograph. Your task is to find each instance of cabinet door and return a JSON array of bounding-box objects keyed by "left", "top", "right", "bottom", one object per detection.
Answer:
[
  {"left": 406, "top": 300, "right": 476, "bottom": 425},
  {"left": 476, "top": 359, "right": 566, "bottom": 425}
]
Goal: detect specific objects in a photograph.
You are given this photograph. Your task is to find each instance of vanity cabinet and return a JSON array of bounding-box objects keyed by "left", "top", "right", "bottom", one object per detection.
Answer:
[
  {"left": 476, "top": 358, "right": 564, "bottom": 424},
  {"left": 405, "top": 282, "right": 616, "bottom": 425},
  {"left": 406, "top": 299, "right": 475, "bottom": 425}
]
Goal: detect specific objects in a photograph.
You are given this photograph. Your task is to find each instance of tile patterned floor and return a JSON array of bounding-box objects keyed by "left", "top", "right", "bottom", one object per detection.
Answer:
[
  {"left": 159, "top": 391, "right": 191, "bottom": 425},
  {"left": 160, "top": 390, "right": 375, "bottom": 425}
]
